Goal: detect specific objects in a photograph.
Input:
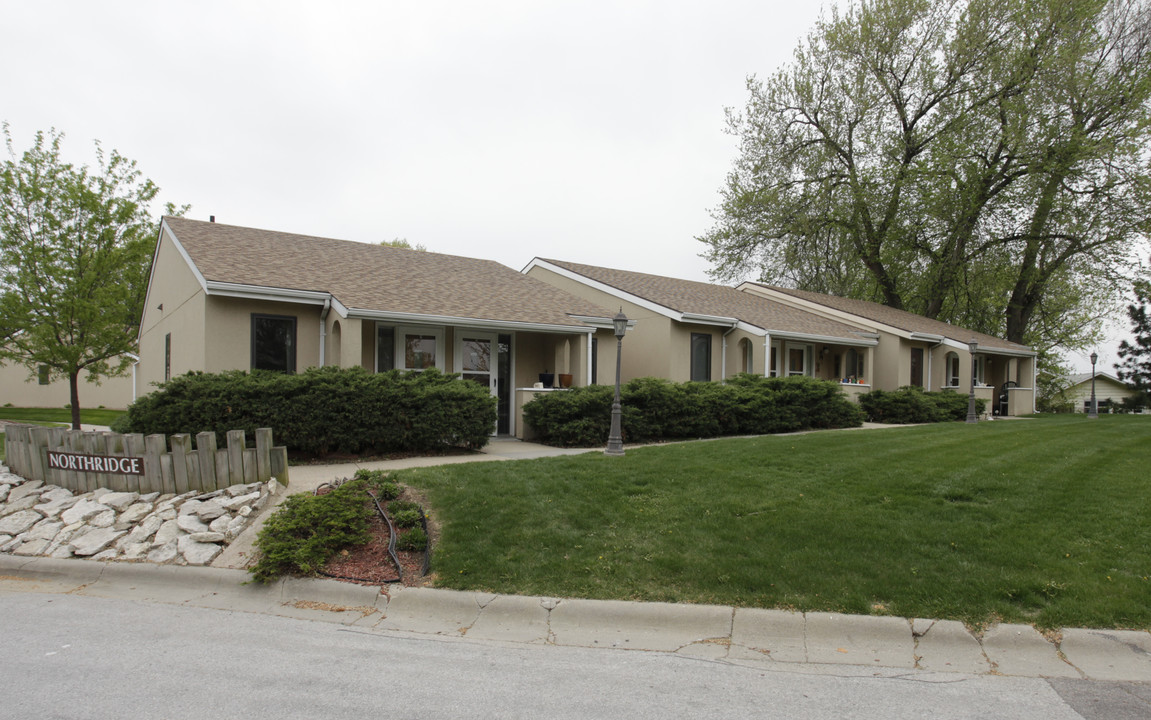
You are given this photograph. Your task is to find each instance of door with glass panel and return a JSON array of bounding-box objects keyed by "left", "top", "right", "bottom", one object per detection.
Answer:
[{"left": 456, "top": 333, "right": 500, "bottom": 434}]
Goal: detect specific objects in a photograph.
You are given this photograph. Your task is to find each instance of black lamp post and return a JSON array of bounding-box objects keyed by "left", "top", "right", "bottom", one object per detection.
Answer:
[
  {"left": 966, "top": 339, "right": 979, "bottom": 424},
  {"left": 605, "top": 309, "right": 629, "bottom": 456},
  {"left": 1088, "top": 351, "right": 1099, "bottom": 418}
]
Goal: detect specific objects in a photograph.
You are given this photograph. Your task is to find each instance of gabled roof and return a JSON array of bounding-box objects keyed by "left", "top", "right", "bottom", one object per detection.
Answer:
[
  {"left": 1068, "top": 372, "right": 1130, "bottom": 387},
  {"left": 530, "top": 259, "right": 876, "bottom": 344},
  {"left": 161, "top": 217, "right": 611, "bottom": 331},
  {"left": 741, "top": 283, "right": 1034, "bottom": 355}
]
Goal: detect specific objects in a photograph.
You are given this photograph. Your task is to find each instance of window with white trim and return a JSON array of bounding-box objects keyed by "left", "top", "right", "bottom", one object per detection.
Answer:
[
  {"left": 376, "top": 323, "right": 444, "bottom": 372},
  {"left": 786, "top": 343, "right": 811, "bottom": 376},
  {"left": 945, "top": 352, "right": 960, "bottom": 387}
]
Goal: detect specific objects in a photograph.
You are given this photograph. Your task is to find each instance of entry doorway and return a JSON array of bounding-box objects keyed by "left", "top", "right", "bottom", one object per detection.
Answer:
[{"left": 455, "top": 333, "right": 512, "bottom": 435}]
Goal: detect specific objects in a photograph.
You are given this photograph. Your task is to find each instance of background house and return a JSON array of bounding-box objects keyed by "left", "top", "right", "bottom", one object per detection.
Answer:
[
  {"left": 524, "top": 258, "right": 879, "bottom": 400},
  {"left": 738, "top": 284, "right": 1037, "bottom": 416},
  {"left": 0, "top": 356, "right": 136, "bottom": 410},
  {"left": 1061, "top": 372, "right": 1140, "bottom": 413},
  {"left": 137, "top": 217, "right": 615, "bottom": 438},
  {"left": 527, "top": 259, "right": 1037, "bottom": 416}
]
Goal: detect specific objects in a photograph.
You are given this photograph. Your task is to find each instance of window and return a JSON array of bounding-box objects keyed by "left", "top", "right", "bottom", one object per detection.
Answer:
[
  {"left": 37, "top": 364, "right": 50, "bottom": 385},
  {"left": 164, "top": 333, "right": 171, "bottom": 382},
  {"left": 974, "top": 355, "right": 986, "bottom": 386},
  {"left": 769, "top": 344, "right": 778, "bottom": 377},
  {"left": 376, "top": 325, "right": 395, "bottom": 372},
  {"left": 690, "top": 333, "right": 711, "bottom": 382},
  {"left": 910, "top": 348, "right": 924, "bottom": 387},
  {"left": 844, "top": 347, "right": 865, "bottom": 382},
  {"left": 786, "top": 343, "right": 810, "bottom": 376},
  {"left": 739, "top": 338, "right": 753, "bottom": 374},
  {"left": 404, "top": 332, "right": 438, "bottom": 370},
  {"left": 251, "top": 314, "right": 297, "bottom": 373},
  {"left": 376, "top": 324, "right": 444, "bottom": 372},
  {"left": 945, "top": 352, "right": 960, "bottom": 387}
]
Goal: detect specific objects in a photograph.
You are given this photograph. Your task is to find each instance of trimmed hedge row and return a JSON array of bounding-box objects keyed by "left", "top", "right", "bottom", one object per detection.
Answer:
[
  {"left": 522, "top": 374, "right": 864, "bottom": 447},
  {"left": 117, "top": 366, "right": 497, "bottom": 455},
  {"left": 857, "top": 385, "right": 987, "bottom": 423}
]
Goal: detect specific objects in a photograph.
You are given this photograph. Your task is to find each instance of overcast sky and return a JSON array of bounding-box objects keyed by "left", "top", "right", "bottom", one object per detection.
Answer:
[
  {"left": 2, "top": 1, "right": 1133, "bottom": 372},
  {"left": 2, "top": 0, "right": 835, "bottom": 283}
]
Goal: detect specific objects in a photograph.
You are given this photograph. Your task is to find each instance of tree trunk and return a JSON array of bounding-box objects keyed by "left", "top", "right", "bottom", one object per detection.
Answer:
[{"left": 69, "top": 371, "right": 82, "bottom": 430}]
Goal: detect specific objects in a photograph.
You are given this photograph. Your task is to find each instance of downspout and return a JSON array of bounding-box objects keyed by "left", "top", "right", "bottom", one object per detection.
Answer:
[
  {"left": 319, "top": 297, "right": 331, "bottom": 367},
  {"left": 586, "top": 329, "right": 594, "bottom": 386},
  {"left": 763, "top": 332, "right": 772, "bottom": 377},
  {"left": 721, "top": 323, "right": 738, "bottom": 381}
]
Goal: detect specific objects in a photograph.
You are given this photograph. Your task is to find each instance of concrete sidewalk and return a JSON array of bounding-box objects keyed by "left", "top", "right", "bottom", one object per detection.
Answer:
[{"left": 2, "top": 554, "right": 1148, "bottom": 682}]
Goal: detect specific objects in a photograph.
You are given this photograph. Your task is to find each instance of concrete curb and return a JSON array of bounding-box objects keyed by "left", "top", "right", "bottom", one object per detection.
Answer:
[{"left": 3, "top": 554, "right": 1148, "bottom": 682}]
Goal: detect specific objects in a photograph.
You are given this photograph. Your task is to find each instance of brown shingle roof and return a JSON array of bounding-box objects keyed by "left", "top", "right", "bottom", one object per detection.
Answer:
[
  {"left": 752, "top": 284, "right": 1033, "bottom": 353},
  {"left": 540, "top": 259, "right": 873, "bottom": 340},
  {"left": 164, "top": 217, "right": 611, "bottom": 328}
]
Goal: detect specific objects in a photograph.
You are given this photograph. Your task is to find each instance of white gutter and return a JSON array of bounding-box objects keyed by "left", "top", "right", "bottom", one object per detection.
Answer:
[
  {"left": 348, "top": 308, "right": 598, "bottom": 335},
  {"left": 764, "top": 330, "right": 878, "bottom": 347},
  {"left": 204, "top": 281, "right": 332, "bottom": 306}
]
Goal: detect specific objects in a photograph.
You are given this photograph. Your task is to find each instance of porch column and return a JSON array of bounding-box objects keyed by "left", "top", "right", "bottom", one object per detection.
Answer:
[{"left": 341, "top": 318, "right": 364, "bottom": 369}]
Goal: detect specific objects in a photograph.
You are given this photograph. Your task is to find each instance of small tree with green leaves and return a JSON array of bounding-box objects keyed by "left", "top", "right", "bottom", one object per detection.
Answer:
[{"left": 0, "top": 125, "right": 183, "bottom": 429}]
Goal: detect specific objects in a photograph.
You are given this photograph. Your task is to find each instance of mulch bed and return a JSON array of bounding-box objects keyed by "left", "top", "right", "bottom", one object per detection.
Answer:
[{"left": 318, "top": 488, "right": 438, "bottom": 589}]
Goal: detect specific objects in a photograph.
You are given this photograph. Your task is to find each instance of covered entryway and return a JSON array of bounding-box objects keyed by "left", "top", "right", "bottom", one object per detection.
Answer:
[{"left": 455, "top": 333, "right": 513, "bottom": 435}]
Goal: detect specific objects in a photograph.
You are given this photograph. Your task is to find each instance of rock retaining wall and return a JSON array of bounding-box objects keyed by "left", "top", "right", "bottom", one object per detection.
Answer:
[{"left": 0, "top": 463, "right": 281, "bottom": 566}]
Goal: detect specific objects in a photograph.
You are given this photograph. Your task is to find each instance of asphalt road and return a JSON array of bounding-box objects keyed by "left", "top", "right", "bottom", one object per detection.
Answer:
[{"left": 3, "top": 591, "right": 1147, "bottom": 720}]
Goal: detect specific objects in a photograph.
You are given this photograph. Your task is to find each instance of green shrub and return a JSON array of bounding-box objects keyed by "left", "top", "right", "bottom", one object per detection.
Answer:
[
  {"left": 388, "top": 500, "right": 424, "bottom": 528},
  {"left": 524, "top": 374, "right": 863, "bottom": 446},
  {"left": 859, "top": 386, "right": 986, "bottom": 423},
  {"left": 250, "top": 478, "right": 373, "bottom": 583},
  {"left": 120, "top": 366, "right": 497, "bottom": 456},
  {"left": 354, "top": 469, "right": 401, "bottom": 500},
  {"left": 396, "top": 526, "right": 428, "bottom": 552}
]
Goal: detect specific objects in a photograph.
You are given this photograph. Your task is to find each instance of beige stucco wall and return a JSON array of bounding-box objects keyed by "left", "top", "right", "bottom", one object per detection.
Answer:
[
  {"left": 137, "top": 231, "right": 208, "bottom": 393},
  {"left": 202, "top": 296, "right": 323, "bottom": 374},
  {"left": 0, "top": 360, "right": 135, "bottom": 409}
]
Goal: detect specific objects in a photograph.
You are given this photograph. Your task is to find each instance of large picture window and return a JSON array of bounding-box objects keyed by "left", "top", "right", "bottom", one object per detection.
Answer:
[
  {"left": 251, "top": 314, "right": 296, "bottom": 373},
  {"left": 690, "top": 333, "right": 711, "bottom": 382}
]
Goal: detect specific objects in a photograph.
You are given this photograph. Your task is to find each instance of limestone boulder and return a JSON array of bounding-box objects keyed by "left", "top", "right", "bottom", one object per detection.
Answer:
[
  {"left": 7, "top": 480, "right": 45, "bottom": 503},
  {"left": 70, "top": 527, "right": 125, "bottom": 556},
  {"left": 147, "top": 539, "right": 179, "bottom": 564},
  {"left": 61, "top": 498, "right": 113, "bottom": 526},
  {"left": 176, "top": 514, "right": 210, "bottom": 534},
  {"left": 0, "top": 509, "right": 44, "bottom": 536},
  {"left": 178, "top": 535, "right": 222, "bottom": 566},
  {"left": 99, "top": 492, "right": 140, "bottom": 511}
]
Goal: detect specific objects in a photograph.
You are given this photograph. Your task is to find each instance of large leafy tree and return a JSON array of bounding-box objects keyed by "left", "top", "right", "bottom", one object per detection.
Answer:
[
  {"left": 0, "top": 124, "right": 180, "bottom": 429},
  {"left": 701, "top": 0, "right": 1151, "bottom": 355}
]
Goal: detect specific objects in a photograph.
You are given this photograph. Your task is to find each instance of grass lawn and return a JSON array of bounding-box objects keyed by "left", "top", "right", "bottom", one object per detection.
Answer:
[
  {"left": 399, "top": 414, "right": 1151, "bottom": 630},
  {"left": 0, "top": 407, "right": 127, "bottom": 462},
  {"left": 0, "top": 406, "right": 126, "bottom": 427}
]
